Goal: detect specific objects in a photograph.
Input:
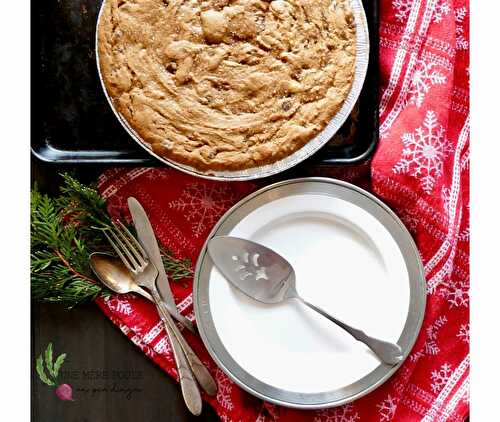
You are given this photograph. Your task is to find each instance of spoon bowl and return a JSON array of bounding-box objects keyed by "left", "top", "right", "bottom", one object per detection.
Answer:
[{"left": 89, "top": 252, "right": 153, "bottom": 300}]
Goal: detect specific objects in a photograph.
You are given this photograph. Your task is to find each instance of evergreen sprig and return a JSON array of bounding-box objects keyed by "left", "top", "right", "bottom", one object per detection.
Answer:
[
  {"left": 31, "top": 173, "right": 193, "bottom": 307},
  {"left": 161, "top": 247, "right": 193, "bottom": 288}
]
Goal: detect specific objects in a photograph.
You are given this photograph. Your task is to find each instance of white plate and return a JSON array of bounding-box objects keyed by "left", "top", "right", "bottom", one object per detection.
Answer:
[{"left": 194, "top": 178, "right": 425, "bottom": 408}]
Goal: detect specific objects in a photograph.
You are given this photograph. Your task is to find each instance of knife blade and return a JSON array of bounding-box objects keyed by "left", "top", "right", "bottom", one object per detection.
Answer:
[{"left": 128, "top": 197, "right": 195, "bottom": 334}]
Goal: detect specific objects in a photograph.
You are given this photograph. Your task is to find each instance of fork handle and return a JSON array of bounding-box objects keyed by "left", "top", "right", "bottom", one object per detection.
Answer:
[
  {"left": 158, "top": 300, "right": 197, "bottom": 335},
  {"left": 155, "top": 294, "right": 217, "bottom": 396},
  {"left": 151, "top": 289, "right": 202, "bottom": 415},
  {"left": 132, "top": 285, "right": 197, "bottom": 334}
]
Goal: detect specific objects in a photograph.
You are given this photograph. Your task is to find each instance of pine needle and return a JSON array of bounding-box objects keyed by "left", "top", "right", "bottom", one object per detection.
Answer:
[{"left": 31, "top": 173, "right": 193, "bottom": 307}]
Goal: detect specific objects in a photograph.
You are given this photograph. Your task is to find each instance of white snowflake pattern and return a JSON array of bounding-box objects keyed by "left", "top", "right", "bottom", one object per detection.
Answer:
[
  {"left": 438, "top": 279, "right": 469, "bottom": 308},
  {"left": 169, "top": 183, "right": 237, "bottom": 238},
  {"left": 128, "top": 325, "right": 144, "bottom": 335},
  {"left": 461, "top": 149, "right": 470, "bottom": 171},
  {"left": 145, "top": 168, "right": 170, "bottom": 181},
  {"left": 153, "top": 335, "right": 173, "bottom": 355},
  {"left": 433, "top": 0, "right": 451, "bottom": 23},
  {"left": 393, "top": 0, "right": 449, "bottom": 23},
  {"left": 128, "top": 333, "right": 155, "bottom": 358},
  {"left": 407, "top": 59, "right": 447, "bottom": 108},
  {"left": 398, "top": 207, "right": 420, "bottom": 234},
  {"left": 314, "top": 404, "right": 360, "bottom": 422},
  {"left": 377, "top": 395, "right": 398, "bottom": 421},
  {"left": 393, "top": 110, "right": 453, "bottom": 194},
  {"left": 458, "top": 227, "right": 470, "bottom": 242},
  {"left": 455, "top": 7, "right": 468, "bottom": 51},
  {"left": 411, "top": 315, "right": 448, "bottom": 362},
  {"left": 457, "top": 323, "right": 470, "bottom": 344},
  {"left": 392, "top": 0, "right": 413, "bottom": 22},
  {"left": 215, "top": 369, "right": 234, "bottom": 412},
  {"left": 431, "top": 363, "right": 453, "bottom": 393},
  {"left": 105, "top": 295, "right": 133, "bottom": 315}
]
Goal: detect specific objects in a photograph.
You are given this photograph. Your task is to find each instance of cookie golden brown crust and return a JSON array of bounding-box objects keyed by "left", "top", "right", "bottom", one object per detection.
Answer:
[{"left": 97, "top": 0, "right": 357, "bottom": 171}]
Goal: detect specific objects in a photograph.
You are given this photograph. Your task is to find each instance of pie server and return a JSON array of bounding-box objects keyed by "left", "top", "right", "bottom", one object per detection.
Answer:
[{"left": 207, "top": 235, "right": 403, "bottom": 365}]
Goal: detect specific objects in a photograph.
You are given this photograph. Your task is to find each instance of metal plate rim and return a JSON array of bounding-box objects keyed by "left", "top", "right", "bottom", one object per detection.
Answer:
[
  {"left": 95, "top": 1, "right": 370, "bottom": 181},
  {"left": 194, "top": 177, "right": 426, "bottom": 408}
]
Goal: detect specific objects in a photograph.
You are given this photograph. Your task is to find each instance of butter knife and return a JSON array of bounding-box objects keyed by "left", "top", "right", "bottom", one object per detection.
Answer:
[{"left": 128, "top": 197, "right": 195, "bottom": 334}]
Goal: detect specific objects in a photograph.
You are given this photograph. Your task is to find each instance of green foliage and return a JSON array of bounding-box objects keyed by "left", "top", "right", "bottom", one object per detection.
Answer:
[
  {"left": 36, "top": 355, "right": 55, "bottom": 386},
  {"left": 31, "top": 174, "right": 109, "bottom": 307},
  {"left": 36, "top": 343, "right": 66, "bottom": 386},
  {"left": 44, "top": 342, "right": 54, "bottom": 377},
  {"left": 53, "top": 353, "right": 66, "bottom": 378},
  {"left": 31, "top": 173, "right": 193, "bottom": 306},
  {"left": 160, "top": 247, "right": 193, "bottom": 285}
]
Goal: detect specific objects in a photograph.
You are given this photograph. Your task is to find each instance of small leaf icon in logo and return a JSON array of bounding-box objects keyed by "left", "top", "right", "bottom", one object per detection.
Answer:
[{"left": 35, "top": 342, "right": 73, "bottom": 401}]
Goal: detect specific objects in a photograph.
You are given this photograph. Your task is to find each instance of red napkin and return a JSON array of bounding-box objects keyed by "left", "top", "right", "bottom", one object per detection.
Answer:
[{"left": 96, "top": 0, "right": 469, "bottom": 419}]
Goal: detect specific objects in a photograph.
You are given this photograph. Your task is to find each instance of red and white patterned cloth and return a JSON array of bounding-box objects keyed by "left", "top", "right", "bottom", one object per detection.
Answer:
[{"left": 96, "top": 0, "right": 469, "bottom": 420}]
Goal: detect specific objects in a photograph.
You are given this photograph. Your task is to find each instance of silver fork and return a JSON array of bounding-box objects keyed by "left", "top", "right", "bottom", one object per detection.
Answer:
[
  {"left": 104, "top": 222, "right": 217, "bottom": 396},
  {"left": 104, "top": 222, "right": 212, "bottom": 415}
]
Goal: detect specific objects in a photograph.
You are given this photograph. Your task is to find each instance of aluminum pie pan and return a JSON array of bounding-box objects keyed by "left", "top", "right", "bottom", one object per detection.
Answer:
[
  {"left": 193, "top": 178, "right": 426, "bottom": 409},
  {"left": 95, "top": 1, "right": 369, "bottom": 181}
]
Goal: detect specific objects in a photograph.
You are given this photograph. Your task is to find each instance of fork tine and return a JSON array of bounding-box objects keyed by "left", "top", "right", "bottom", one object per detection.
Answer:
[
  {"left": 108, "top": 226, "right": 141, "bottom": 271},
  {"left": 116, "top": 220, "right": 148, "bottom": 260},
  {"left": 112, "top": 221, "right": 146, "bottom": 267},
  {"left": 104, "top": 231, "right": 135, "bottom": 273}
]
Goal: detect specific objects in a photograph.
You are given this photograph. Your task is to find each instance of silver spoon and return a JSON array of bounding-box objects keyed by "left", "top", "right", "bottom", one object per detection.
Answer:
[
  {"left": 208, "top": 236, "right": 404, "bottom": 366},
  {"left": 89, "top": 252, "right": 218, "bottom": 397},
  {"left": 89, "top": 252, "right": 153, "bottom": 300}
]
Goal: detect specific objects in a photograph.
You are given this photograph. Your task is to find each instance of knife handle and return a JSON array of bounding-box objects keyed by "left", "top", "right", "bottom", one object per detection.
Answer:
[
  {"left": 158, "top": 300, "right": 197, "bottom": 335},
  {"left": 157, "top": 296, "right": 217, "bottom": 396},
  {"left": 151, "top": 290, "right": 202, "bottom": 415}
]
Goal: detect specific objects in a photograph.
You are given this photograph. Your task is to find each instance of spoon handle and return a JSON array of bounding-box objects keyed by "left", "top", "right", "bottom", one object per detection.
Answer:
[
  {"left": 132, "top": 285, "right": 154, "bottom": 302},
  {"left": 158, "top": 301, "right": 197, "bottom": 335},
  {"left": 298, "top": 297, "right": 403, "bottom": 366},
  {"left": 151, "top": 289, "right": 202, "bottom": 415},
  {"left": 154, "top": 291, "right": 218, "bottom": 397}
]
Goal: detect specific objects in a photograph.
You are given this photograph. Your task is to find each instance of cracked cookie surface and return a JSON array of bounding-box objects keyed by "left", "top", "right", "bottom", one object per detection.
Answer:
[{"left": 98, "top": 0, "right": 357, "bottom": 171}]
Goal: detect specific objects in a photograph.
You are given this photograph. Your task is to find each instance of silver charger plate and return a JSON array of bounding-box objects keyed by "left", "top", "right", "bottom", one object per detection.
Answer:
[
  {"left": 194, "top": 178, "right": 426, "bottom": 409},
  {"left": 95, "top": 1, "right": 370, "bottom": 181}
]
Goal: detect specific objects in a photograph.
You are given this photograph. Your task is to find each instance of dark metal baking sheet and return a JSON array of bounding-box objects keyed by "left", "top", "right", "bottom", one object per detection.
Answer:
[{"left": 31, "top": 0, "right": 378, "bottom": 166}]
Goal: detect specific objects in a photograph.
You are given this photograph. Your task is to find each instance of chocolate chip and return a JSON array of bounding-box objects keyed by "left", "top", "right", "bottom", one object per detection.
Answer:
[
  {"left": 282, "top": 101, "right": 291, "bottom": 111},
  {"left": 165, "top": 62, "right": 177, "bottom": 73}
]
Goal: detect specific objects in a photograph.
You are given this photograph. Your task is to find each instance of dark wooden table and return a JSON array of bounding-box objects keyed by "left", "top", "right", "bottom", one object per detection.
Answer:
[
  {"left": 32, "top": 302, "right": 220, "bottom": 422},
  {"left": 31, "top": 160, "right": 221, "bottom": 422}
]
